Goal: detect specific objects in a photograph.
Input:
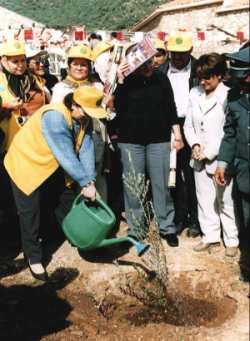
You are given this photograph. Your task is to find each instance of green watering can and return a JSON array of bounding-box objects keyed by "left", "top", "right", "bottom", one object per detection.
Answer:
[{"left": 62, "top": 194, "right": 149, "bottom": 256}]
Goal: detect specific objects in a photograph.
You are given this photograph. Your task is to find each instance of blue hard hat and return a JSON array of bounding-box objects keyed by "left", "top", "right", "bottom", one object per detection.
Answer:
[
  {"left": 226, "top": 47, "right": 250, "bottom": 64},
  {"left": 226, "top": 47, "right": 250, "bottom": 78}
]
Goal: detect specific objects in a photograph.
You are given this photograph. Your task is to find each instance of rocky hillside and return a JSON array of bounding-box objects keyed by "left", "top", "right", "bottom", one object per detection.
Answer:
[{"left": 0, "top": 0, "right": 169, "bottom": 30}]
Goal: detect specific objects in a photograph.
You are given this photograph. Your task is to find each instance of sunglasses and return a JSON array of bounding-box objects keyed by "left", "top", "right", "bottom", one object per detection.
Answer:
[{"left": 29, "top": 58, "right": 43, "bottom": 65}]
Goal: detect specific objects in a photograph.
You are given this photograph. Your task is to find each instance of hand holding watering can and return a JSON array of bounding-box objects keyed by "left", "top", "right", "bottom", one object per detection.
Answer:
[{"left": 81, "top": 181, "right": 96, "bottom": 202}]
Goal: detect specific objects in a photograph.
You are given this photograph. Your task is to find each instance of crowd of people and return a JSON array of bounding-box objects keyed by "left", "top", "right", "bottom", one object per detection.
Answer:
[{"left": 0, "top": 31, "right": 249, "bottom": 283}]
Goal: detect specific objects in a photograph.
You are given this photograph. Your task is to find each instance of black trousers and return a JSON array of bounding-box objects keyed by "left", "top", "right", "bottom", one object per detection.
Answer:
[
  {"left": 171, "top": 119, "right": 199, "bottom": 227},
  {"left": 236, "top": 189, "right": 250, "bottom": 278},
  {"left": 0, "top": 153, "right": 20, "bottom": 244},
  {"left": 106, "top": 140, "right": 124, "bottom": 218},
  {"left": 11, "top": 169, "right": 76, "bottom": 264}
]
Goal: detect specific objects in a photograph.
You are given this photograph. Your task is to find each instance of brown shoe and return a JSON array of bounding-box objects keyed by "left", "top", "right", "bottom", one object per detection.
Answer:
[
  {"left": 225, "top": 247, "right": 238, "bottom": 257},
  {"left": 193, "top": 241, "right": 220, "bottom": 252}
]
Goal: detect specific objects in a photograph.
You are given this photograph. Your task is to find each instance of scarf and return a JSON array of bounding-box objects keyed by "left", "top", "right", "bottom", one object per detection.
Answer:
[
  {"left": 63, "top": 75, "right": 91, "bottom": 89},
  {"left": 2, "top": 66, "right": 39, "bottom": 102}
]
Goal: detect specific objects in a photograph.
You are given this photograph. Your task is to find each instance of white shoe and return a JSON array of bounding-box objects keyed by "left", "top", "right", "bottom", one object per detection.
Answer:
[
  {"left": 29, "top": 262, "right": 45, "bottom": 274},
  {"left": 193, "top": 241, "right": 220, "bottom": 252},
  {"left": 28, "top": 261, "right": 48, "bottom": 281}
]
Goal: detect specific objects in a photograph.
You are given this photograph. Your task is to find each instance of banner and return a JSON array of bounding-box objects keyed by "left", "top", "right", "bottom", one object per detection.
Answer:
[
  {"left": 24, "top": 28, "right": 33, "bottom": 41},
  {"left": 74, "top": 27, "right": 86, "bottom": 41}
]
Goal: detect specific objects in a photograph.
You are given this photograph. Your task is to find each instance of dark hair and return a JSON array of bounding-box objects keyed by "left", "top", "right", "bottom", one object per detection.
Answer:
[
  {"left": 156, "top": 48, "right": 166, "bottom": 56},
  {"left": 60, "top": 68, "right": 67, "bottom": 80},
  {"left": 195, "top": 53, "right": 227, "bottom": 79},
  {"left": 63, "top": 92, "right": 74, "bottom": 110},
  {"left": 89, "top": 33, "right": 98, "bottom": 40},
  {"left": 89, "top": 33, "right": 102, "bottom": 41}
]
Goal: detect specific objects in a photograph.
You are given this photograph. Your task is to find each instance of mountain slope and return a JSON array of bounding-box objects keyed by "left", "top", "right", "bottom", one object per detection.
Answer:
[{"left": 0, "top": 0, "right": 169, "bottom": 30}]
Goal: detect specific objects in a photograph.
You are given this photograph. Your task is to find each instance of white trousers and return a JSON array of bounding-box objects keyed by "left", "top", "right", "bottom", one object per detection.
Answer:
[{"left": 194, "top": 169, "right": 239, "bottom": 247}]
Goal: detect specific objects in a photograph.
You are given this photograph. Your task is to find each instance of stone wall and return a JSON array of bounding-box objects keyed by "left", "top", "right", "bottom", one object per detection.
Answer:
[{"left": 140, "top": 4, "right": 249, "bottom": 56}]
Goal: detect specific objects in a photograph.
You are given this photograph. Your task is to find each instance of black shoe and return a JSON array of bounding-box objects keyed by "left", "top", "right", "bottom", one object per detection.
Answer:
[
  {"left": 0, "top": 242, "right": 21, "bottom": 260},
  {"left": 176, "top": 222, "right": 186, "bottom": 235},
  {"left": 28, "top": 261, "right": 48, "bottom": 282},
  {"left": 186, "top": 222, "right": 201, "bottom": 238},
  {"left": 239, "top": 271, "right": 250, "bottom": 283},
  {"left": 187, "top": 228, "right": 201, "bottom": 238},
  {"left": 164, "top": 234, "right": 179, "bottom": 247}
]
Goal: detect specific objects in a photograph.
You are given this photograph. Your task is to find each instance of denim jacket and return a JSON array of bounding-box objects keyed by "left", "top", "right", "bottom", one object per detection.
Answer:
[{"left": 41, "top": 110, "right": 96, "bottom": 187}]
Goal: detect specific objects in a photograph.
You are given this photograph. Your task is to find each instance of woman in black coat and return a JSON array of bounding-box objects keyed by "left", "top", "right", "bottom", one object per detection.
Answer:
[{"left": 114, "top": 58, "right": 184, "bottom": 246}]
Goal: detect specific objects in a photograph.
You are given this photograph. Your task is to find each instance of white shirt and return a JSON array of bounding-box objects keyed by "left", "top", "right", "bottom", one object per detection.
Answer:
[
  {"left": 94, "top": 51, "right": 111, "bottom": 84},
  {"left": 51, "top": 81, "right": 103, "bottom": 103},
  {"left": 51, "top": 82, "right": 73, "bottom": 103},
  {"left": 167, "top": 61, "right": 191, "bottom": 118},
  {"left": 200, "top": 94, "right": 217, "bottom": 115}
]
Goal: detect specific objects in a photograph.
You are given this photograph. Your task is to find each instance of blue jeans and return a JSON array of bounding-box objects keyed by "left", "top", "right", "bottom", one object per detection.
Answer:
[{"left": 118, "top": 142, "right": 176, "bottom": 237}]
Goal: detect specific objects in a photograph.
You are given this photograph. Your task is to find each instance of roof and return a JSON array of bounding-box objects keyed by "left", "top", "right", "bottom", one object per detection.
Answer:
[
  {"left": 217, "top": 0, "right": 249, "bottom": 13},
  {"left": 222, "top": 0, "right": 249, "bottom": 8},
  {"left": 159, "top": 0, "right": 213, "bottom": 7}
]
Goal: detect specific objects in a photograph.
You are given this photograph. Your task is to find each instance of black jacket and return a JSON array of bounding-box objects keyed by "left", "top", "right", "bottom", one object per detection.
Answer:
[{"left": 114, "top": 71, "right": 178, "bottom": 144}]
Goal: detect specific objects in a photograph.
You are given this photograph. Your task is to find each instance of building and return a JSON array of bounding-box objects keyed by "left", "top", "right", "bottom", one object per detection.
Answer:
[
  {"left": 0, "top": 6, "right": 44, "bottom": 30},
  {"left": 131, "top": 0, "right": 250, "bottom": 55},
  {"left": 0, "top": 6, "right": 44, "bottom": 42}
]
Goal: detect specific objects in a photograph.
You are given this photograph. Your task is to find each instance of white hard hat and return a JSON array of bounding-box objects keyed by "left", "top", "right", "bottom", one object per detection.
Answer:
[{"left": 25, "top": 45, "right": 47, "bottom": 59}]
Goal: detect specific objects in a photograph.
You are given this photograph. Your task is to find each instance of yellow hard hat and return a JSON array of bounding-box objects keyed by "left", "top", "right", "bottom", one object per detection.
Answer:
[
  {"left": 153, "top": 39, "right": 166, "bottom": 51},
  {"left": 92, "top": 41, "right": 113, "bottom": 61},
  {"left": 167, "top": 32, "right": 193, "bottom": 52},
  {"left": 67, "top": 44, "right": 93, "bottom": 61},
  {"left": 73, "top": 86, "right": 107, "bottom": 119},
  {"left": 0, "top": 40, "right": 26, "bottom": 57}
]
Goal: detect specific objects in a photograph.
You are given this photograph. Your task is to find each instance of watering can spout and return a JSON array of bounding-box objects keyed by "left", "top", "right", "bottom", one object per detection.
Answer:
[
  {"left": 97, "top": 236, "right": 150, "bottom": 257},
  {"left": 62, "top": 194, "right": 150, "bottom": 256}
]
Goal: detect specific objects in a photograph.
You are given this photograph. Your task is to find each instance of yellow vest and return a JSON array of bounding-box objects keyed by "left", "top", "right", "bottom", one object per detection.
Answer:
[
  {"left": 4, "top": 103, "right": 85, "bottom": 195},
  {"left": 0, "top": 72, "right": 45, "bottom": 151}
]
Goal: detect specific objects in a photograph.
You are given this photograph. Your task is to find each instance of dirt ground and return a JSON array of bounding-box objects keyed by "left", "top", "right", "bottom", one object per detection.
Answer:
[{"left": 0, "top": 224, "right": 249, "bottom": 341}]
